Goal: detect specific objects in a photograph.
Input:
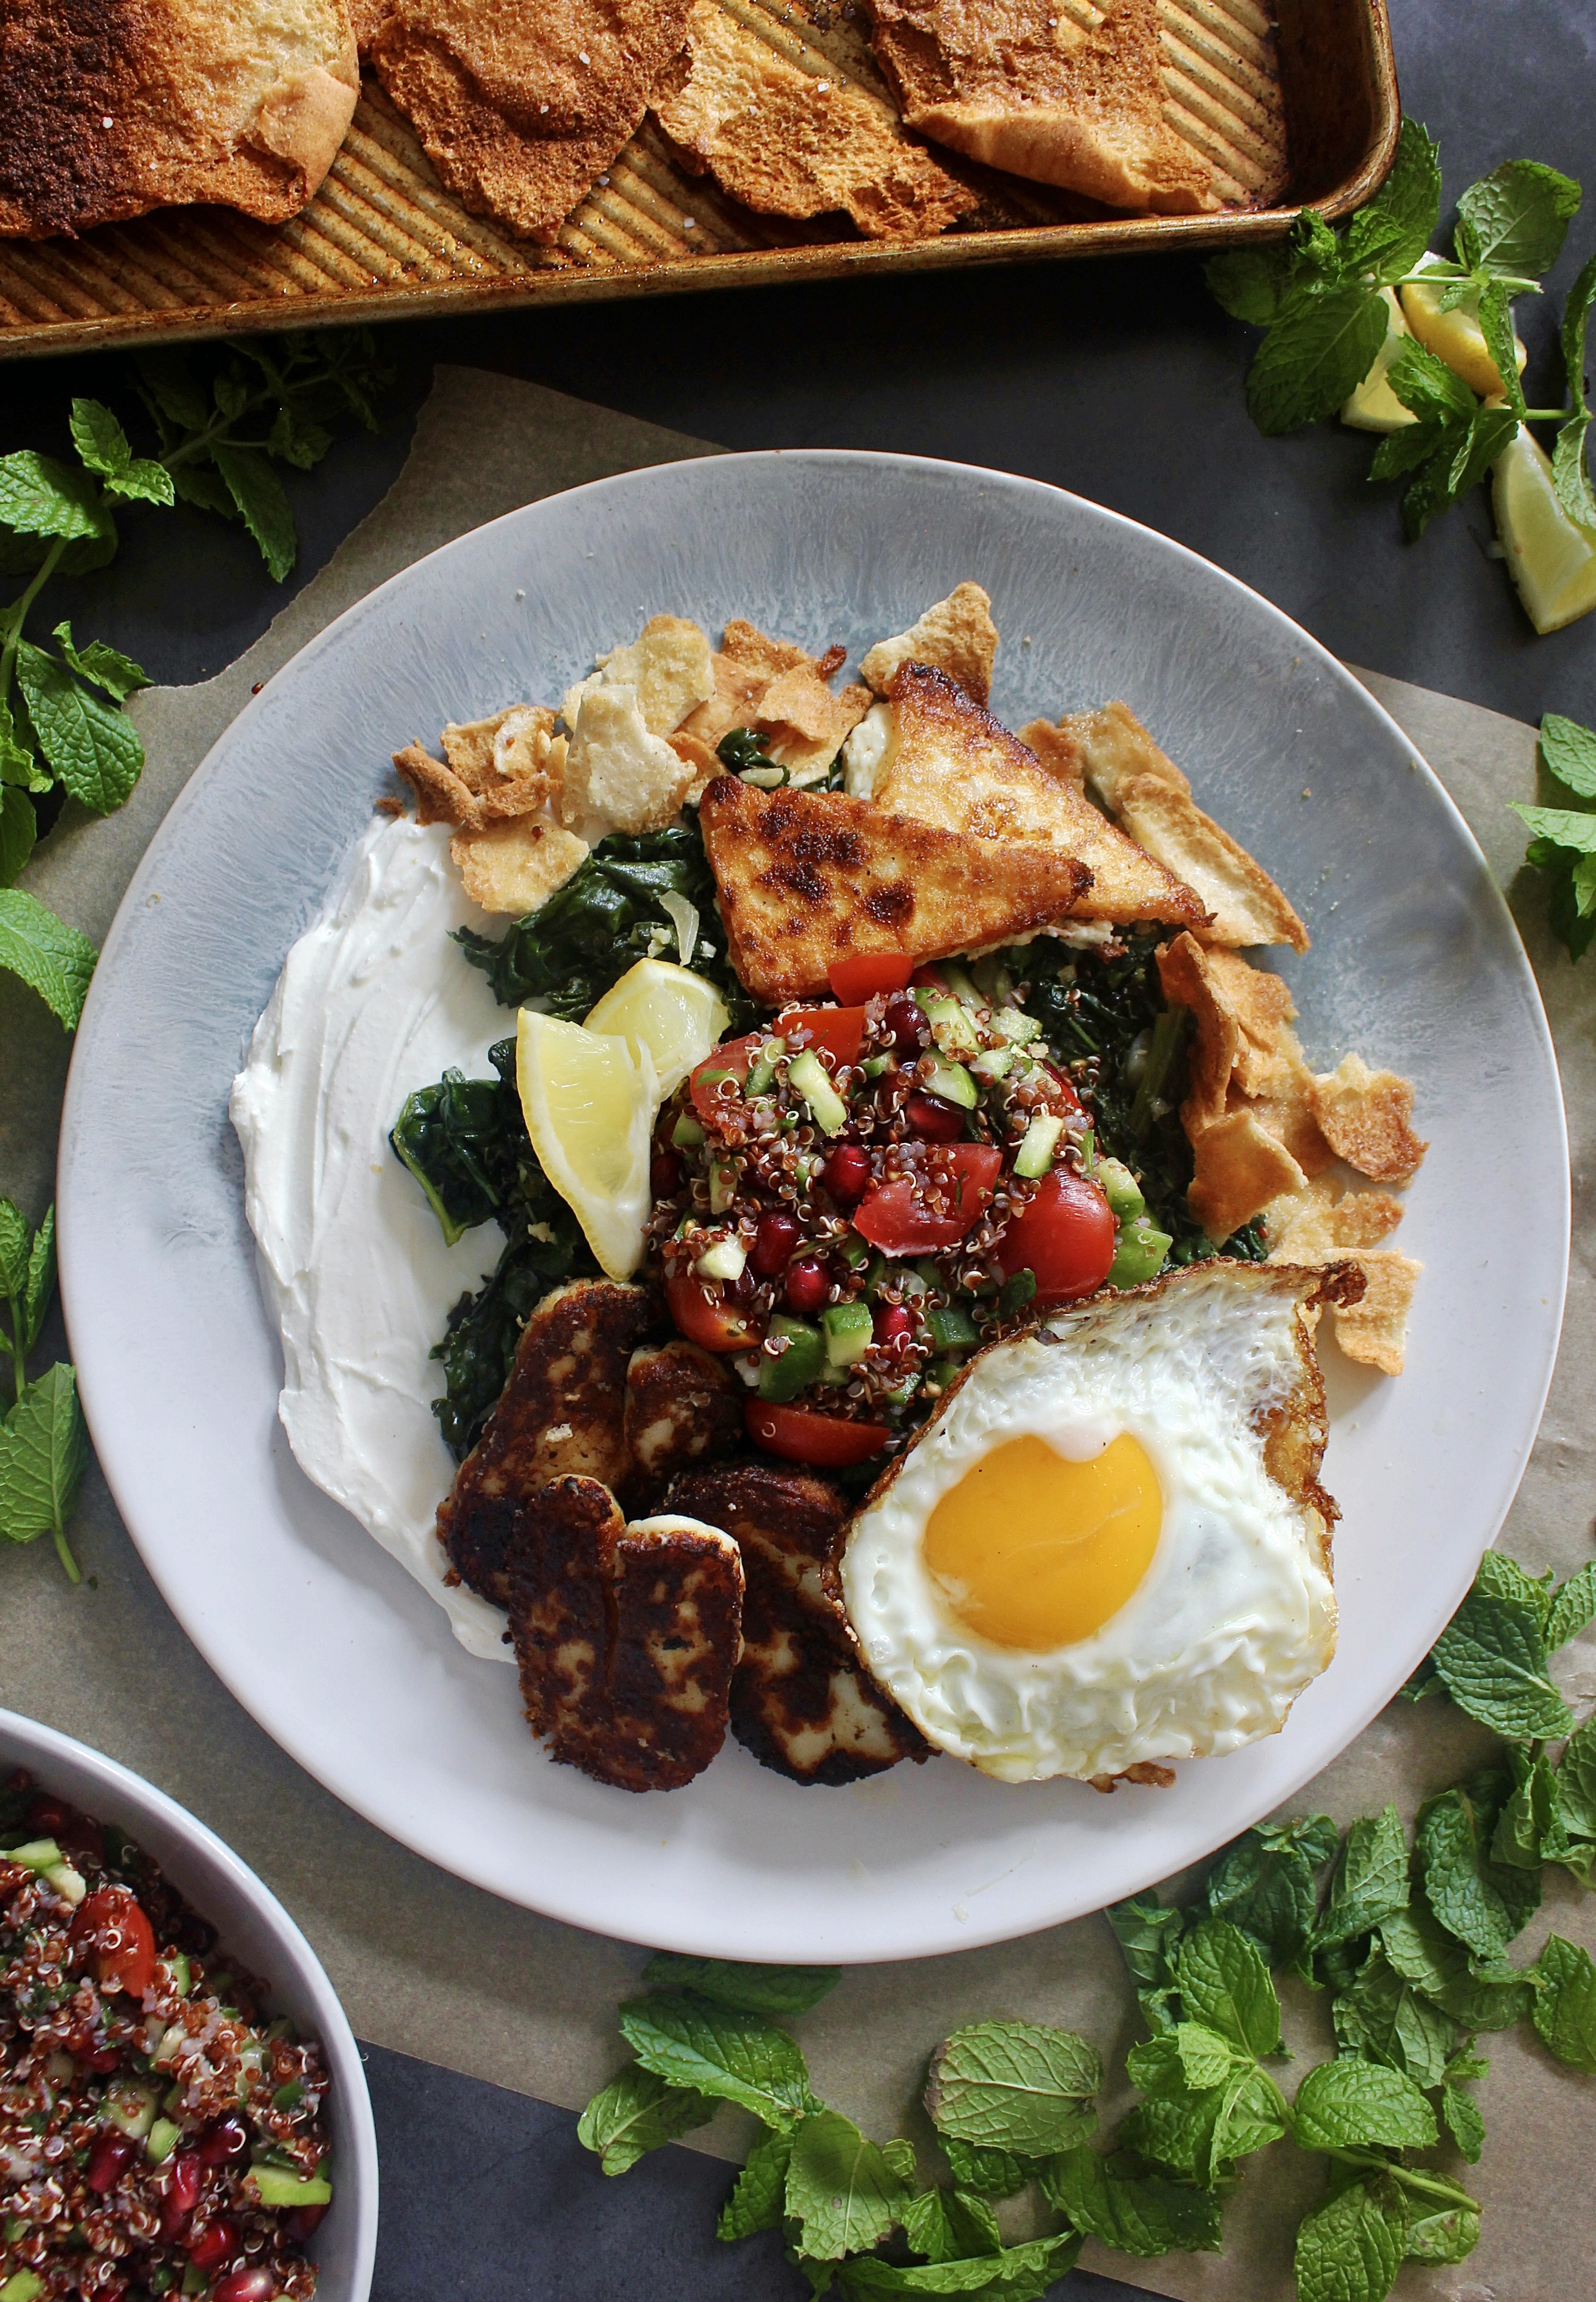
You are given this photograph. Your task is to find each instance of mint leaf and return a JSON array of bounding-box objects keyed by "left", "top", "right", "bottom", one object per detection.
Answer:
[
  {"left": 1439, "top": 2045, "right": 1488, "bottom": 2163},
  {"left": 0, "top": 1202, "right": 29, "bottom": 1304},
  {"left": 1416, "top": 1784, "right": 1542, "bottom": 1957},
  {"left": 786, "top": 2108, "right": 909, "bottom": 2260},
  {"left": 1553, "top": 252, "right": 1596, "bottom": 524},
  {"left": 0, "top": 692, "right": 49, "bottom": 796},
  {"left": 52, "top": 622, "right": 151, "bottom": 705},
  {"left": 618, "top": 1992, "right": 813, "bottom": 2128},
  {"left": 211, "top": 444, "right": 296, "bottom": 581},
  {"left": 14, "top": 642, "right": 143, "bottom": 815},
  {"left": 883, "top": 2138, "right": 918, "bottom": 2189},
  {"left": 267, "top": 405, "right": 333, "bottom": 471},
  {"left": 1476, "top": 279, "right": 1527, "bottom": 416},
  {"left": 1380, "top": 1904, "right": 1533, "bottom": 2030},
  {"left": 171, "top": 465, "right": 240, "bottom": 522},
  {"left": 1400, "top": 427, "right": 1474, "bottom": 538},
  {"left": 1446, "top": 404, "right": 1519, "bottom": 502},
  {"left": 1312, "top": 1805, "right": 1410, "bottom": 1953},
  {"left": 1344, "top": 120, "right": 1442, "bottom": 281},
  {"left": 836, "top": 2232, "right": 1080, "bottom": 2299},
  {"left": 1512, "top": 800, "right": 1596, "bottom": 852},
  {"left": 640, "top": 1953, "right": 840, "bottom": 2015},
  {"left": 0, "top": 1363, "right": 89, "bottom": 1547},
  {"left": 69, "top": 398, "right": 132, "bottom": 480},
  {"left": 1291, "top": 2057, "right": 1438, "bottom": 2151},
  {"left": 1552, "top": 1714, "right": 1596, "bottom": 1845},
  {"left": 1546, "top": 1556, "right": 1596, "bottom": 1645},
  {"left": 575, "top": 2064, "right": 713, "bottom": 2175},
  {"left": 1531, "top": 1935, "right": 1596, "bottom": 2072},
  {"left": 0, "top": 786, "right": 34, "bottom": 889},
  {"left": 1206, "top": 243, "right": 1294, "bottom": 326},
  {"left": 717, "top": 2126, "right": 792, "bottom": 2240},
  {"left": 1121, "top": 2058, "right": 1286, "bottom": 2186},
  {"left": 1173, "top": 2021, "right": 1236, "bottom": 2091},
  {"left": 1402, "top": 2198, "right": 1481, "bottom": 2263},
  {"left": 924, "top": 2023, "right": 1099, "bottom": 2157},
  {"left": 23, "top": 1206, "right": 55, "bottom": 1354},
  {"left": 1540, "top": 714, "right": 1596, "bottom": 800},
  {"left": 943, "top": 2192, "right": 1003, "bottom": 2259},
  {"left": 1245, "top": 283, "right": 1389, "bottom": 435},
  {"left": 1203, "top": 1813, "right": 1337, "bottom": 1966},
  {"left": 1455, "top": 158, "right": 1581, "bottom": 280},
  {"left": 1104, "top": 1891, "right": 1186, "bottom": 2029},
  {"left": 1294, "top": 2181, "right": 1403, "bottom": 2302},
  {"left": 0, "top": 889, "right": 97, "bottom": 1029},
  {"left": 0, "top": 452, "right": 112, "bottom": 542},
  {"left": 902, "top": 2189, "right": 957, "bottom": 2265},
  {"left": 1331, "top": 1952, "right": 1456, "bottom": 2088},
  {"left": 1490, "top": 1750, "right": 1558, "bottom": 1868},
  {"left": 1429, "top": 1576, "right": 1573, "bottom": 1739},
  {"left": 1368, "top": 414, "right": 1453, "bottom": 481},
  {"left": 1385, "top": 339, "right": 1478, "bottom": 425},
  {"left": 1176, "top": 1919, "right": 1282, "bottom": 2057},
  {"left": 938, "top": 2138, "right": 1032, "bottom": 2200},
  {"left": 1039, "top": 2146, "right": 1222, "bottom": 2257}
]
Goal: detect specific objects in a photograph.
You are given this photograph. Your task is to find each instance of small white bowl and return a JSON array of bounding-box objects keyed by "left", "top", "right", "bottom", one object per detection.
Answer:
[{"left": 0, "top": 1709, "right": 377, "bottom": 2302}]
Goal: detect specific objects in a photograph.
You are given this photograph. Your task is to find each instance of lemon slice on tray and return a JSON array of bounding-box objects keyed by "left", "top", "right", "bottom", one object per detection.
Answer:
[
  {"left": 1492, "top": 424, "right": 1596, "bottom": 635},
  {"left": 584, "top": 958, "right": 729, "bottom": 1100},
  {"left": 516, "top": 1011, "right": 658, "bottom": 1280}
]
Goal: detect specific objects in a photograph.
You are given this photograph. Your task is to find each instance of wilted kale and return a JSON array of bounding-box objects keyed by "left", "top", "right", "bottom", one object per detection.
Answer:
[
  {"left": 452, "top": 825, "right": 761, "bottom": 1031},
  {"left": 1008, "top": 933, "right": 1266, "bottom": 1265}
]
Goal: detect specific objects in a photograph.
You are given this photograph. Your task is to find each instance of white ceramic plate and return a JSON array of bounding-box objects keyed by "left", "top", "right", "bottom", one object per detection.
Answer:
[
  {"left": 0, "top": 1710, "right": 377, "bottom": 2302},
  {"left": 58, "top": 452, "right": 1568, "bottom": 1963}
]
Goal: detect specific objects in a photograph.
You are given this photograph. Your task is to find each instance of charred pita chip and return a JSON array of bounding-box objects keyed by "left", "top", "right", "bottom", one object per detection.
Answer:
[
  {"left": 697, "top": 773, "right": 1091, "bottom": 1004},
  {"left": 393, "top": 740, "right": 480, "bottom": 829},
  {"left": 451, "top": 816, "right": 589, "bottom": 914},
  {"left": 440, "top": 706, "right": 567, "bottom": 820},
  {"left": 1310, "top": 1053, "right": 1427, "bottom": 1184},
  {"left": 1243, "top": 1043, "right": 1335, "bottom": 1181},
  {"left": 860, "top": 583, "right": 999, "bottom": 704},
  {"left": 562, "top": 684, "right": 694, "bottom": 837},
  {"left": 1328, "top": 1250, "right": 1422, "bottom": 1377},
  {"left": 1155, "top": 934, "right": 1331, "bottom": 1174},
  {"left": 1187, "top": 1109, "right": 1307, "bottom": 1243}
]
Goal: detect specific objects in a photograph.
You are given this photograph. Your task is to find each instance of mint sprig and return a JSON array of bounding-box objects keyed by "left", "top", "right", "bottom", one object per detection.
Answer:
[
  {"left": 0, "top": 1198, "right": 84, "bottom": 1583},
  {"left": 1513, "top": 710, "right": 1596, "bottom": 961}
]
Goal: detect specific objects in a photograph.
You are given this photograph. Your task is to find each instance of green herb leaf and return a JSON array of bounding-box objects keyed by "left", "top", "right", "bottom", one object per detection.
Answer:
[
  {"left": 1312, "top": 1805, "right": 1410, "bottom": 1954},
  {"left": 1552, "top": 1713, "right": 1596, "bottom": 1846},
  {"left": 170, "top": 465, "right": 240, "bottom": 521},
  {"left": 1039, "top": 2145, "right": 1223, "bottom": 2257},
  {"left": 1546, "top": 1556, "right": 1596, "bottom": 1645},
  {"left": 1416, "top": 1784, "right": 1542, "bottom": 1958},
  {"left": 1385, "top": 339, "right": 1478, "bottom": 425},
  {"left": 785, "top": 2108, "right": 909, "bottom": 2260},
  {"left": 1455, "top": 158, "right": 1581, "bottom": 280},
  {"left": 1429, "top": 1574, "right": 1573, "bottom": 1739},
  {"left": 1553, "top": 252, "right": 1596, "bottom": 523},
  {"left": 1402, "top": 2198, "right": 1481, "bottom": 2263},
  {"left": 1331, "top": 1951, "right": 1456, "bottom": 2088},
  {"left": 1445, "top": 404, "right": 1519, "bottom": 503},
  {"left": 0, "top": 452, "right": 113, "bottom": 543},
  {"left": 1439, "top": 2045, "right": 1488, "bottom": 2164},
  {"left": 0, "top": 1203, "right": 28, "bottom": 1307},
  {"left": 836, "top": 2232, "right": 1081, "bottom": 2300},
  {"left": 1244, "top": 283, "right": 1390, "bottom": 435},
  {"left": 1203, "top": 1813, "right": 1337, "bottom": 1966},
  {"left": 0, "top": 786, "right": 34, "bottom": 889},
  {"left": 617, "top": 1992, "right": 813, "bottom": 2130},
  {"left": 1104, "top": 1890, "right": 1187, "bottom": 2031},
  {"left": 575, "top": 2064, "right": 714, "bottom": 2175},
  {"left": 133, "top": 350, "right": 212, "bottom": 434},
  {"left": 1176, "top": 1920, "right": 1282, "bottom": 2058},
  {"left": 1368, "top": 415, "right": 1453, "bottom": 481},
  {"left": 941, "top": 2193, "right": 1003, "bottom": 2258},
  {"left": 0, "top": 693, "right": 45, "bottom": 793},
  {"left": 937, "top": 2138, "right": 1032, "bottom": 2200},
  {"left": 1291, "top": 2056, "right": 1438, "bottom": 2151},
  {"left": 1205, "top": 243, "right": 1295, "bottom": 326},
  {"left": 1294, "top": 2181, "right": 1404, "bottom": 2302},
  {"left": 23, "top": 1207, "right": 55, "bottom": 1355},
  {"left": 923, "top": 2022, "right": 1100, "bottom": 2156},
  {"left": 1531, "top": 1934, "right": 1596, "bottom": 2072},
  {"left": 1344, "top": 120, "right": 1443, "bottom": 281},
  {"left": 717, "top": 2128, "right": 793, "bottom": 2241},
  {"left": 902, "top": 2189, "right": 958, "bottom": 2266},
  {"left": 1490, "top": 1749, "right": 1559, "bottom": 1869},
  {"left": 1476, "top": 280, "right": 1527, "bottom": 417},
  {"left": 0, "top": 889, "right": 97, "bottom": 1030},
  {"left": 1173, "top": 2021, "right": 1237, "bottom": 2092},
  {"left": 1379, "top": 1903, "right": 1533, "bottom": 2030},
  {"left": 0, "top": 1363, "right": 89, "bottom": 1546},
  {"left": 14, "top": 641, "right": 143, "bottom": 815},
  {"left": 51, "top": 622, "right": 151, "bottom": 704},
  {"left": 67, "top": 400, "right": 174, "bottom": 509},
  {"left": 211, "top": 445, "right": 296, "bottom": 582},
  {"left": 640, "top": 1953, "right": 841, "bottom": 2016},
  {"left": 1400, "top": 428, "right": 1474, "bottom": 539},
  {"left": 267, "top": 406, "right": 334, "bottom": 472}
]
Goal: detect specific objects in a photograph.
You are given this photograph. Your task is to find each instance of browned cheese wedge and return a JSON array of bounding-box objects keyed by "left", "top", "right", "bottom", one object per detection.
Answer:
[
  {"left": 436, "top": 1279, "right": 655, "bottom": 1606},
  {"left": 0, "top": 0, "right": 358, "bottom": 237},
  {"left": 1045, "top": 702, "right": 1309, "bottom": 951},
  {"left": 863, "top": 0, "right": 1221, "bottom": 216},
  {"left": 697, "top": 773, "right": 1092, "bottom": 1004},
  {"left": 668, "top": 1462, "right": 929, "bottom": 1786},
  {"left": 866, "top": 664, "right": 1210, "bottom": 932},
  {"left": 653, "top": 1, "right": 969, "bottom": 240},
  {"left": 364, "top": 0, "right": 695, "bottom": 241},
  {"left": 506, "top": 1477, "right": 744, "bottom": 1792},
  {"left": 623, "top": 1340, "right": 745, "bottom": 1503}
]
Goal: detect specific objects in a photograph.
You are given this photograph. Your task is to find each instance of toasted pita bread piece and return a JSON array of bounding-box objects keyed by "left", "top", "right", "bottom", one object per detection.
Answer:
[
  {"left": 1155, "top": 932, "right": 1331, "bottom": 1180},
  {"left": 1326, "top": 1251, "right": 1422, "bottom": 1377},
  {"left": 1310, "top": 1053, "right": 1428, "bottom": 1184},
  {"left": 366, "top": 0, "right": 694, "bottom": 242},
  {"left": 677, "top": 620, "right": 871, "bottom": 786},
  {"left": 451, "top": 816, "right": 590, "bottom": 913},
  {"left": 1052, "top": 702, "right": 1309, "bottom": 952},
  {"left": 1263, "top": 1180, "right": 1406, "bottom": 1259},
  {"left": 1187, "top": 1109, "right": 1307, "bottom": 1245},
  {"left": 864, "top": 0, "right": 1220, "bottom": 216},
  {"left": 442, "top": 704, "right": 569, "bottom": 818},
  {"left": 859, "top": 583, "right": 999, "bottom": 704},
  {"left": 653, "top": 1, "right": 969, "bottom": 241},
  {"left": 506, "top": 1478, "right": 744, "bottom": 1792},
  {"left": 698, "top": 773, "right": 1091, "bottom": 1004},
  {"left": 562, "top": 615, "right": 715, "bottom": 741},
  {"left": 560, "top": 684, "right": 695, "bottom": 837},
  {"left": 863, "top": 665, "right": 1209, "bottom": 931}
]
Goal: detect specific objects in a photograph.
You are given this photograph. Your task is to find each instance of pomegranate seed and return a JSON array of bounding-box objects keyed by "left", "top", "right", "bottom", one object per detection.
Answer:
[
  {"left": 196, "top": 2114, "right": 250, "bottom": 2167},
  {"left": 214, "top": 2271, "right": 277, "bottom": 2302},
  {"left": 284, "top": 2205, "right": 328, "bottom": 2242},
  {"left": 822, "top": 1145, "right": 870, "bottom": 1204},
  {"left": 873, "top": 1303, "right": 914, "bottom": 1349},
  {"left": 751, "top": 1210, "right": 802, "bottom": 1278},
  {"left": 86, "top": 2130, "right": 135, "bottom": 2194},
  {"left": 84, "top": 2047, "right": 121, "bottom": 2073},
  {"left": 784, "top": 1258, "right": 830, "bottom": 1315},
  {"left": 884, "top": 997, "right": 925, "bottom": 1053},
  {"left": 25, "top": 1796, "right": 68, "bottom": 1835},
  {"left": 649, "top": 1150, "right": 682, "bottom": 1198},
  {"left": 188, "top": 2218, "right": 241, "bottom": 2274},
  {"left": 160, "top": 2150, "right": 203, "bottom": 2240},
  {"left": 905, "top": 1091, "right": 965, "bottom": 1143}
]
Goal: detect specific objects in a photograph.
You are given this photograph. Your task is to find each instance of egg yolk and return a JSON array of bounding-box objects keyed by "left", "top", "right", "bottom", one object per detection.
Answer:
[{"left": 922, "top": 1432, "right": 1162, "bottom": 1650}]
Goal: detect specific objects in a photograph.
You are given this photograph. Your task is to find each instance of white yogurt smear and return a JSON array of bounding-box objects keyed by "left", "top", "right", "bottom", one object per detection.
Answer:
[{"left": 230, "top": 815, "right": 518, "bottom": 1661}]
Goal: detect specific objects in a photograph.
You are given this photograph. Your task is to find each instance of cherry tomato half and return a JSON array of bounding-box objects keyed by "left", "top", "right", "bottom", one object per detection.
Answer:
[
  {"left": 744, "top": 1400, "right": 891, "bottom": 1468},
  {"left": 774, "top": 1005, "right": 868, "bottom": 1069},
  {"left": 853, "top": 1146, "right": 1003, "bottom": 1255},
  {"left": 909, "top": 964, "right": 950, "bottom": 991},
  {"left": 825, "top": 954, "right": 915, "bottom": 1004},
  {"left": 689, "top": 1035, "right": 758, "bottom": 1129},
  {"left": 68, "top": 1887, "right": 156, "bottom": 1999},
  {"left": 996, "top": 1168, "right": 1116, "bottom": 1306},
  {"left": 665, "top": 1272, "right": 762, "bottom": 1355}
]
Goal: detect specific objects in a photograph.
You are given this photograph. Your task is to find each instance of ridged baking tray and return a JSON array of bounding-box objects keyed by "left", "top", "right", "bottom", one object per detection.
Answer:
[{"left": 0, "top": 0, "right": 1398, "bottom": 360}]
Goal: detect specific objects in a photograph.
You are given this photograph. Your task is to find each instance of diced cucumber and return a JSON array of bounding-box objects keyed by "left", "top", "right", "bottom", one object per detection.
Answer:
[
  {"left": 166, "top": 1953, "right": 191, "bottom": 1999},
  {"left": 42, "top": 1862, "right": 84, "bottom": 1907},
  {"left": 6, "top": 1839, "right": 61, "bottom": 1872},
  {"left": 840, "top": 1233, "right": 870, "bottom": 1271},
  {"left": 1108, "top": 1219, "right": 1173, "bottom": 1289},
  {"left": 923, "top": 1056, "right": 978, "bottom": 1109},
  {"left": 927, "top": 1304, "right": 981, "bottom": 1353},
  {"left": 2, "top": 2272, "right": 44, "bottom": 2302},
  {"left": 936, "top": 961, "right": 982, "bottom": 1005},
  {"left": 272, "top": 2080, "right": 305, "bottom": 2112},
  {"left": 746, "top": 1036, "right": 787, "bottom": 1095},
  {"left": 921, "top": 1359, "right": 963, "bottom": 1395},
  {"left": 1013, "top": 1113, "right": 1064, "bottom": 1178},
  {"left": 916, "top": 993, "right": 981, "bottom": 1057},
  {"left": 671, "top": 1112, "right": 706, "bottom": 1149},
  {"left": 759, "top": 1316, "right": 825, "bottom": 1402},
  {"left": 861, "top": 1054, "right": 896, "bottom": 1079},
  {"left": 695, "top": 1236, "right": 746, "bottom": 1282},
  {"left": 1097, "top": 1157, "right": 1145, "bottom": 1221},
  {"left": 247, "top": 2168, "right": 333, "bottom": 2209},
  {"left": 145, "top": 2118, "right": 181, "bottom": 2166},
  {"left": 821, "top": 1302, "right": 874, "bottom": 1369},
  {"left": 994, "top": 1006, "right": 1040, "bottom": 1044},
  {"left": 970, "top": 1045, "right": 1015, "bottom": 1085},
  {"left": 105, "top": 2083, "right": 158, "bottom": 2140},
  {"left": 708, "top": 1157, "right": 738, "bottom": 1214},
  {"left": 788, "top": 1051, "right": 848, "bottom": 1135}
]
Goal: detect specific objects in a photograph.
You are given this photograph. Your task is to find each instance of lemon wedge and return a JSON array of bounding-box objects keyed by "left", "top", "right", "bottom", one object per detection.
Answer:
[
  {"left": 1341, "top": 289, "right": 1419, "bottom": 433},
  {"left": 516, "top": 1010, "right": 658, "bottom": 1279},
  {"left": 1492, "top": 424, "right": 1596, "bottom": 634},
  {"left": 1400, "top": 256, "right": 1526, "bottom": 399},
  {"left": 583, "top": 958, "right": 729, "bottom": 1101}
]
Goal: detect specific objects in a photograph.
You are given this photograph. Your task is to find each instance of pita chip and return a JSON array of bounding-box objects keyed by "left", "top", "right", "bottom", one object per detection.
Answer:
[
  {"left": 1310, "top": 1053, "right": 1428, "bottom": 1184},
  {"left": 676, "top": 620, "right": 870, "bottom": 785},
  {"left": 1327, "top": 1250, "right": 1422, "bottom": 1377},
  {"left": 1187, "top": 1109, "right": 1307, "bottom": 1244},
  {"left": 859, "top": 583, "right": 999, "bottom": 704},
  {"left": 451, "top": 816, "right": 589, "bottom": 914}
]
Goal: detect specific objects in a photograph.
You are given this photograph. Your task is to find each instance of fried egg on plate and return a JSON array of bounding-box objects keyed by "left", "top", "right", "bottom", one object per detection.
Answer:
[{"left": 839, "top": 1261, "right": 1360, "bottom": 1785}]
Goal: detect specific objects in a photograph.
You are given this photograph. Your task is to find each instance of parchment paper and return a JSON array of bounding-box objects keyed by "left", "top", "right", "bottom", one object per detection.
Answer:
[{"left": 2, "top": 368, "right": 1591, "bottom": 2302}]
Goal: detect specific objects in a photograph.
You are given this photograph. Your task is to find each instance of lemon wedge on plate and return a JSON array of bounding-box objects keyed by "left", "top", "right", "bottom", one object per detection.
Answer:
[
  {"left": 584, "top": 958, "right": 729, "bottom": 1100},
  {"left": 1341, "top": 289, "right": 1419, "bottom": 433},
  {"left": 1400, "top": 256, "right": 1527, "bottom": 399},
  {"left": 516, "top": 1010, "right": 658, "bottom": 1279},
  {"left": 1492, "top": 424, "right": 1596, "bottom": 634}
]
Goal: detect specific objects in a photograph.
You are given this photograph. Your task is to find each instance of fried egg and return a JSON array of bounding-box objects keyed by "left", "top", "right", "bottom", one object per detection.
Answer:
[{"left": 839, "top": 1262, "right": 1351, "bottom": 1784}]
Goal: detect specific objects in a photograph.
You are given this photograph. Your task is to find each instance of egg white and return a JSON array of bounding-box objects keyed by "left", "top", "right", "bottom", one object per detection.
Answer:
[{"left": 840, "top": 1267, "right": 1338, "bottom": 1783}]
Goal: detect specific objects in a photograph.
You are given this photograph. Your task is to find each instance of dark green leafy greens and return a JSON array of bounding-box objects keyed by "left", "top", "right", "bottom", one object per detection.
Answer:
[{"left": 1512, "top": 711, "right": 1596, "bottom": 962}]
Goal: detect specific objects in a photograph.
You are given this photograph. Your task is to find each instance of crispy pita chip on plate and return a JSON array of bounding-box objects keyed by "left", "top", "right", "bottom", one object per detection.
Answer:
[
  {"left": 1326, "top": 1251, "right": 1422, "bottom": 1377},
  {"left": 859, "top": 582, "right": 999, "bottom": 703},
  {"left": 677, "top": 619, "right": 869, "bottom": 785},
  {"left": 1187, "top": 1109, "right": 1307, "bottom": 1244},
  {"left": 697, "top": 773, "right": 1090, "bottom": 1004},
  {"left": 1264, "top": 1180, "right": 1406, "bottom": 1259},
  {"left": 1310, "top": 1053, "right": 1428, "bottom": 1183},
  {"left": 562, "top": 615, "right": 715, "bottom": 740},
  {"left": 443, "top": 704, "right": 568, "bottom": 818},
  {"left": 392, "top": 739, "right": 481, "bottom": 828},
  {"left": 451, "top": 816, "right": 589, "bottom": 914}
]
